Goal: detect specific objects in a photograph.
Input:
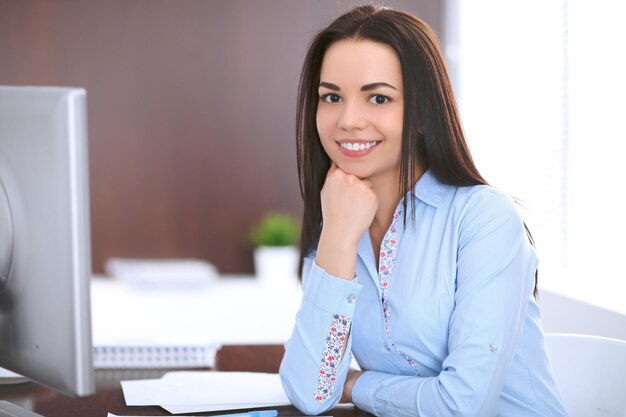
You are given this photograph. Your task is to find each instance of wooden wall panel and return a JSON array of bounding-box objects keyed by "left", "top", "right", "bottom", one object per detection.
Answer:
[{"left": 0, "top": 0, "right": 443, "bottom": 273}]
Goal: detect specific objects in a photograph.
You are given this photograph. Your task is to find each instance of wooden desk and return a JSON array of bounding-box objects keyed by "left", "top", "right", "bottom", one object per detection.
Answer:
[{"left": 0, "top": 345, "right": 373, "bottom": 417}]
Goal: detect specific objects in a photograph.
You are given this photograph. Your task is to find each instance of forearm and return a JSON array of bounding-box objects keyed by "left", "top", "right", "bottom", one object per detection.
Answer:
[
  {"left": 279, "top": 260, "right": 362, "bottom": 415},
  {"left": 351, "top": 370, "right": 493, "bottom": 417}
]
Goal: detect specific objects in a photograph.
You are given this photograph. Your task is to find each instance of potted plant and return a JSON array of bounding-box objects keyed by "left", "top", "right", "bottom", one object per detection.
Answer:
[{"left": 249, "top": 212, "right": 300, "bottom": 286}]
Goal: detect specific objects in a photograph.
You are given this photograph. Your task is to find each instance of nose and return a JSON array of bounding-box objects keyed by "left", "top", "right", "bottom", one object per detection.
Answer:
[{"left": 337, "top": 100, "right": 367, "bottom": 131}]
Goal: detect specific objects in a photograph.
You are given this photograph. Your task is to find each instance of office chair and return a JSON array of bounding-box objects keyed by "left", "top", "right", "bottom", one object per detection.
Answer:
[{"left": 545, "top": 333, "right": 626, "bottom": 417}]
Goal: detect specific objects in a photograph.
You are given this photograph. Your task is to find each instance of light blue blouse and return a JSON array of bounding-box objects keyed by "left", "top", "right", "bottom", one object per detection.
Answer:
[{"left": 279, "top": 170, "right": 568, "bottom": 416}]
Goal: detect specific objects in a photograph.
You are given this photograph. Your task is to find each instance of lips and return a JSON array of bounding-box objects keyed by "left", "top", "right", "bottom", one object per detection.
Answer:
[{"left": 336, "top": 139, "right": 381, "bottom": 157}]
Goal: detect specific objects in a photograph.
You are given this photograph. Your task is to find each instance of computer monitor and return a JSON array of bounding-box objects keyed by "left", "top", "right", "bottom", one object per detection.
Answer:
[{"left": 0, "top": 86, "right": 95, "bottom": 409}]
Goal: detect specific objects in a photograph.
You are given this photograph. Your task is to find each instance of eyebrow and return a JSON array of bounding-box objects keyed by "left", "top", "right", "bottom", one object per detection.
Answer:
[{"left": 318, "top": 81, "right": 397, "bottom": 91}]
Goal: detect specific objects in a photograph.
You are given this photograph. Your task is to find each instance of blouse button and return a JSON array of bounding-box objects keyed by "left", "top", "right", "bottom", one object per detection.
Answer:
[
  {"left": 384, "top": 343, "right": 391, "bottom": 351},
  {"left": 347, "top": 294, "right": 356, "bottom": 304},
  {"left": 489, "top": 343, "right": 497, "bottom": 352}
]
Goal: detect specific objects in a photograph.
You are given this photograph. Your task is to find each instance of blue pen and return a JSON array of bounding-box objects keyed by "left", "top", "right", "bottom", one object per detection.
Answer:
[{"left": 207, "top": 410, "right": 278, "bottom": 417}]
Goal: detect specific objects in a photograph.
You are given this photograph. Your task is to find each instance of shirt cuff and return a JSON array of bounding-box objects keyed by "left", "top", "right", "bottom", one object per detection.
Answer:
[
  {"left": 352, "top": 371, "right": 430, "bottom": 416},
  {"left": 351, "top": 370, "right": 381, "bottom": 415},
  {"left": 302, "top": 260, "right": 363, "bottom": 316}
]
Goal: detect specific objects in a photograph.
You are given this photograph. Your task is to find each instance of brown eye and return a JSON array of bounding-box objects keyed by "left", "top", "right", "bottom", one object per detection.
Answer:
[
  {"left": 321, "top": 93, "right": 342, "bottom": 103},
  {"left": 369, "top": 94, "right": 391, "bottom": 105}
]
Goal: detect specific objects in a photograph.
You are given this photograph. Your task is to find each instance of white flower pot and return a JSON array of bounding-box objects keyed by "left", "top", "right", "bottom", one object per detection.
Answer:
[{"left": 253, "top": 246, "right": 299, "bottom": 287}]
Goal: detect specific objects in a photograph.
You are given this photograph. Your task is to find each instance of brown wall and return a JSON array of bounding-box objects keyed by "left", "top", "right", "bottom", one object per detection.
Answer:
[{"left": 0, "top": 0, "right": 443, "bottom": 274}]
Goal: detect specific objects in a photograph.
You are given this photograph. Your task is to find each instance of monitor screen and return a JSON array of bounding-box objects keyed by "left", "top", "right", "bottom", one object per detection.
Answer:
[{"left": 0, "top": 86, "right": 95, "bottom": 403}]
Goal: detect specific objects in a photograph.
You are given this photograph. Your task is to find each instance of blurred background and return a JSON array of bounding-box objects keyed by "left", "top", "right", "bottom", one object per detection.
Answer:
[
  {"left": 0, "top": 0, "right": 624, "bottom": 313},
  {"left": 0, "top": 0, "right": 440, "bottom": 274}
]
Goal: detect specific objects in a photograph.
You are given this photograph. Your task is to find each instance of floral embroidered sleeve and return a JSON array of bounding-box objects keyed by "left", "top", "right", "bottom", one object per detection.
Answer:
[
  {"left": 314, "top": 314, "right": 352, "bottom": 402},
  {"left": 279, "top": 258, "right": 362, "bottom": 415}
]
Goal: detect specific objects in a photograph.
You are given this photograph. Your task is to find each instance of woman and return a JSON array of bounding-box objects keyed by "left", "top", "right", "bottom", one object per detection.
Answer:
[{"left": 279, "top": 5, "right": 568, "bottom": 417}]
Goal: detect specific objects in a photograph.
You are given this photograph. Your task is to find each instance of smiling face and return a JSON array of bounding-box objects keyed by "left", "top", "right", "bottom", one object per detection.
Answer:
[{"left": 316, "top": 38, "right": 404, "bottom": 184}]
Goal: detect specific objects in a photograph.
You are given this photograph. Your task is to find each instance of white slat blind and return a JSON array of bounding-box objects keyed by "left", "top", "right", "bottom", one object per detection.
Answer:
[{"left": 445, "top": 0, "right": 626, "bottom": 313}]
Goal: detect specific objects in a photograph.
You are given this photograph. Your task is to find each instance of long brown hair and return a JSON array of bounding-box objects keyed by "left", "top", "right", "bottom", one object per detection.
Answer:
[{"left": 295, "top": 5, "right": 538, "bottom": 294}]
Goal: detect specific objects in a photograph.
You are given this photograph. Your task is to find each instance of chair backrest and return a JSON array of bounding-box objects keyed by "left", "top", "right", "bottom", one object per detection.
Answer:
[{"left": 545, "top": 333, "right": 626, "bottom": 417}]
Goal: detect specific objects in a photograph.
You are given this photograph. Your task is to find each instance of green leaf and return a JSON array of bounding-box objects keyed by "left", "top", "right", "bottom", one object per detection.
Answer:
[{"left": 249, "top": 212, "right": 300, "bottom": 247}]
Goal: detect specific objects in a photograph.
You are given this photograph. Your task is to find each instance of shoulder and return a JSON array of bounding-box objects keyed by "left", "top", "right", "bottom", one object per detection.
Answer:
[
  {"left": 451, "top": 185, "right": 526, "bottom": 250},
  {"left": 414, "top": 171, "right": 519, "bottom": 222},
  {"left": 456, "top": 185, "right": 520, "bottom": 218},
  {"left": 412, "top": 172, "right": 525, "bottom": 242}
]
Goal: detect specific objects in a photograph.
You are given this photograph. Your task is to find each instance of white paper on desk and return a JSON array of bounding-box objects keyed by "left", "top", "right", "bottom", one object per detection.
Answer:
[
  {"left": 161, "top": 402, "right": 286, "bottom": 414},
  {"left": 121, "top": 378, "right": 172, "bottom": 405},
  {"left": 121, "top": 371, "right": 291, "bottom": 414},
  {"left": 162, "top": 371, "right": 290, "bottom": 403}
]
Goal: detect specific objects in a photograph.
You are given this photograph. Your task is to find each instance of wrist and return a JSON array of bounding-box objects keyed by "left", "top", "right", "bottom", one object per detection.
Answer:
[
  {"left": 319, "top": 224, "right": 361, "bottom": 250},
  {"left": 343, "top": 370, "right": 364, "bottom": 403},
  {"left": 315, "top": 230, "right": 358, "bottom": 281}
]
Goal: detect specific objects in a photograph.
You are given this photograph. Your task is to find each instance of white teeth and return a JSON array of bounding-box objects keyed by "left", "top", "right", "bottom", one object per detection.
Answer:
[{"left": 340, "top": 141, "right": 378, "bottom": 151}]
